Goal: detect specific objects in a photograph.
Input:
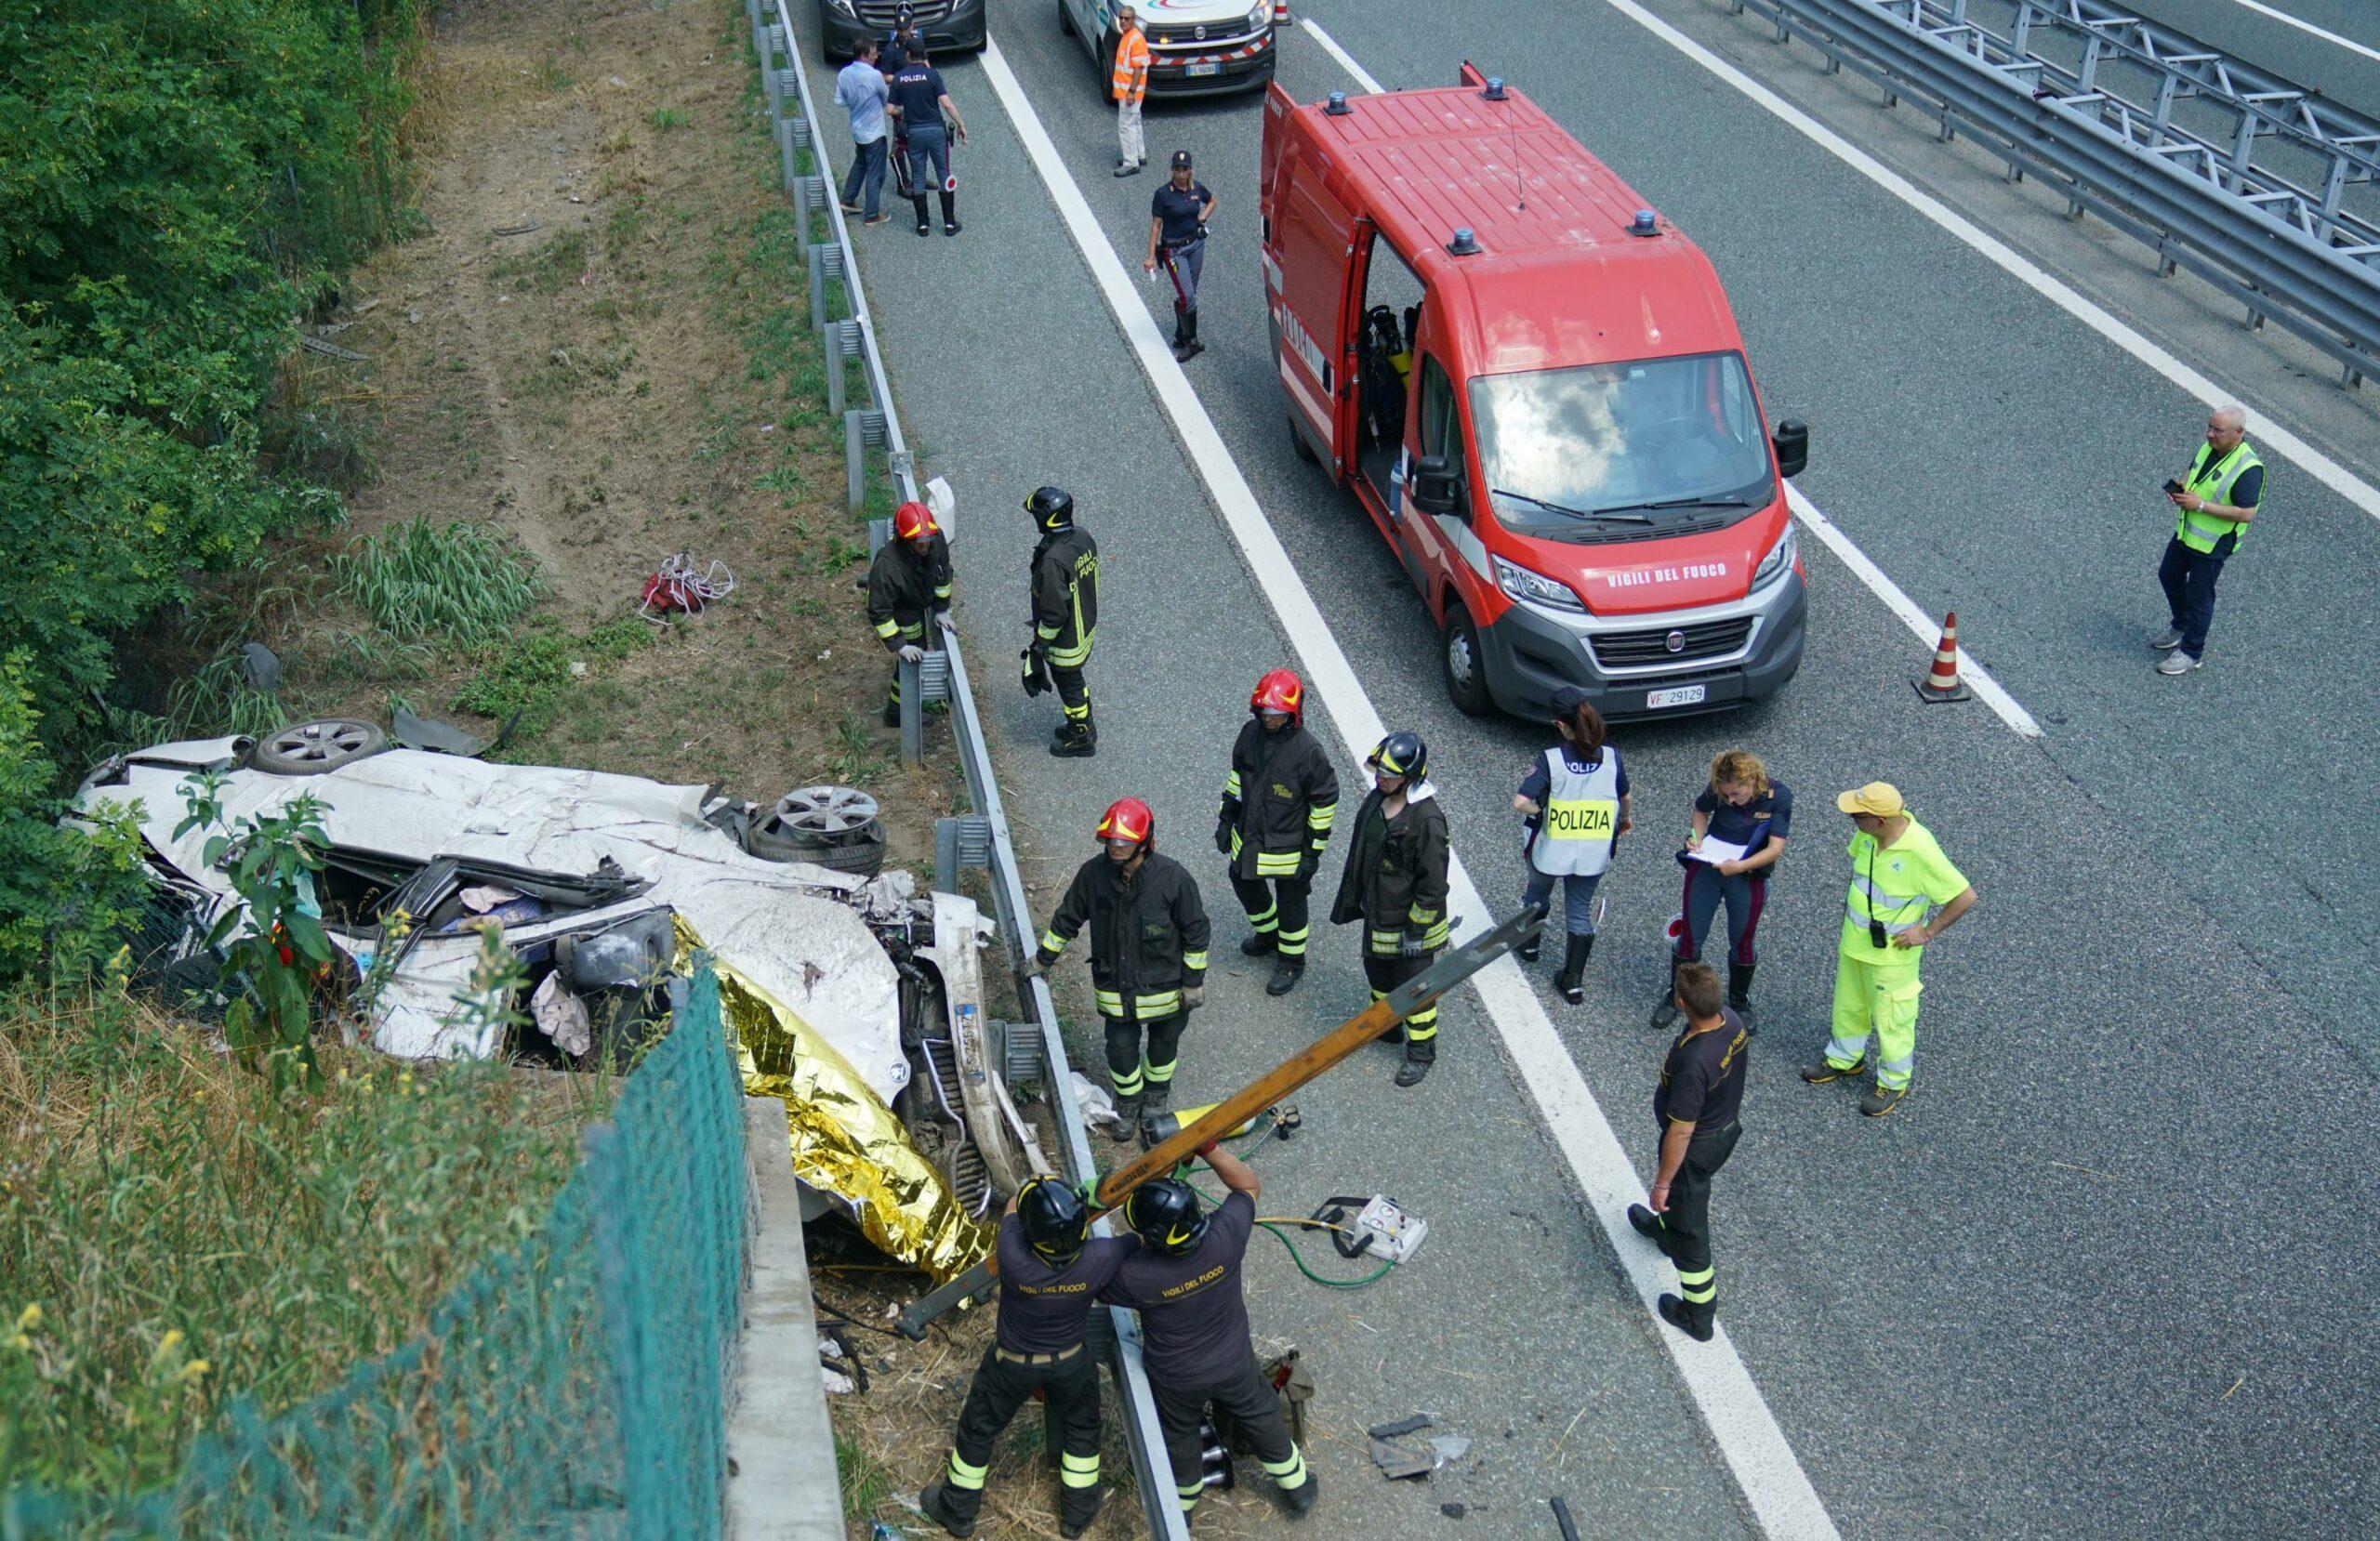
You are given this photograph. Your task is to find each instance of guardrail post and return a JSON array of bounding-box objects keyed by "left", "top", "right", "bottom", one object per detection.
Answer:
[
  {"left": 808, "top": 242, "right": 844, "bottom": 331},
  {"left": 846, "top": 409, "right": 885, "bottom": 512},
  {"left": 777, "top": 113, "right": 800, "bottom": 193},
  {"left": 898, "top": 652, "right": 922, "bottom": 766},
  {"left": 824, "top": 319, "right": 858, "bottom": 420}
]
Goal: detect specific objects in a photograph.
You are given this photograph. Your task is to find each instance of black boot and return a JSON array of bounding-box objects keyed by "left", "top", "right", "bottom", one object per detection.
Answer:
[
  {"left": 1240, "top": 930, "right": 1277, "bottom": 956},
  {"left": 1050, "top": 720, "right": 1096, "bottom": 758},
  {"left": 919, "top": 1478, "right": 980, "bottom": 1536},
  {"left": 1174, "top": 308, "right": 1204, "bottom": 362},
  {"left": 1727, "top": 961, "right": 1758, "bottom": 1034},
  {"left": 913, "top": 194, "right": 932, "bottom": 236},
  {"left": 1626, "top": 1203, "right": 1671, "bottom": 1253},
  {"left": 1170, "top": 307, "right": 1188, "bottom": 353},
  {"left": 1517, "top": 929, "right": 1541, "bottom": 963},
  {"left": 939, "top": 190, "right": 960, "bottom": 236},
  {"left": 1393, "top": 1048, "right": 1434, "bottom": 1087},
  {"left": 1059, "top": 1482, "right": 1104, "bottom": 1538},
  {"left": 1555, "top": 933, "right": 1593, "bottom": 1005},
  {"left": 1649, "top": 959, "right": 1685, "bottom": 1030},
  {"left": 1109, "top": 1091, "right": 1143, "bottom": 1142},
  {"left": 1141, "top": 1079, "right": 1170, "bottom": 1120},
  {"left": 1266, "top": 955, "right": 1303, "bottom": 996},
  {"left": 1280, "top": 1469, "right": 1319, "bottom": 1517},
  {"left": 1657, "top": 1292, "right": 1715, "bottom": 1343}
]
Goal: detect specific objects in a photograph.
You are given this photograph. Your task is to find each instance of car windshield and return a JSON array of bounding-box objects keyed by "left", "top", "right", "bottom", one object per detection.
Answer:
[{"left": 1468, "top": 352, "right": 1775, "bottom": 536}]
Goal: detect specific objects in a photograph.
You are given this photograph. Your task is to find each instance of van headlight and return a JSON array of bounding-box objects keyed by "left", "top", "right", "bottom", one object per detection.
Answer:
[
  {"left": 1493, "top": 555, "right": 1586, "bottom": 614},
  {"left": 1752, "top": 522, "right": 1797, "bottom": 590},
  {"left": 826, "top": 0, "right": 855, "bottom": 15},
  {"left": 1248, "top": 4, "right": 1272, "bottom": 31}
]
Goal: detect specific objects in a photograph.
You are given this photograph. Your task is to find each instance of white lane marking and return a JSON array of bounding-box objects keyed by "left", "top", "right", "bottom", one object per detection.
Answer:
[
  {"left": 1580, "top": 0, "right": 2380, "bottom": 522},
  {"left": 1787, "top": 487, "right": 2042, "bottom": 735},
  {"left": 2221, "top": 0, "right": 2380, "bottom": 64},
  {"left": 1302, "top": 31, "right": 2043, "bottom": 737},
  {"left": 978, "top": 33, "right": 1842, "bottom": 1541},
  {"left": 1299, "top": 17, "right": 1385, "bottom": 93}
]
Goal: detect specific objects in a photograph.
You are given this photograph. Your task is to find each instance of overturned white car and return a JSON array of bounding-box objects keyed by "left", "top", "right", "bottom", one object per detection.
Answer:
[{"left": 75, "top": 719, "right": 1040, "bottom": 1275}]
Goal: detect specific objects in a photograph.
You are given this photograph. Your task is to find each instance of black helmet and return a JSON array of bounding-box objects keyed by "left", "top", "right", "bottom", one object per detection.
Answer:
[
  {"left": 1017, "top": 1175, "right": 1091, "bottom": 1265},
  {"left": 1368, "top": 730, "right": 1428, "bottom": 784},
  {"left": 1123, "top": 1178, "right": 1208, "bottom": 1257},
  {"left": 1024, "top": 485, "right": 1075, "bottom": 533}
]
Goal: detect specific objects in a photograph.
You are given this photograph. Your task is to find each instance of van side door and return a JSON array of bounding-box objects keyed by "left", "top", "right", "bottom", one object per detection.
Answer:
[
  {"left": 1400, "top": 310, "right": 1479, "bottom": 623},
  {"left": 1262, "top": 100, "right": 1362, "bottom": 471}
]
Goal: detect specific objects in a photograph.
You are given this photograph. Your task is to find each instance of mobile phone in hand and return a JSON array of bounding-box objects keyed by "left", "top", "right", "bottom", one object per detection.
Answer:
[{"left": 2163, "top": 478, "right": 2186, "bottom": 495}]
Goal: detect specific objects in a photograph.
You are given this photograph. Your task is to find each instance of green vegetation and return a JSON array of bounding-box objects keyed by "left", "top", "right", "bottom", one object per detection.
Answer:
[
  {"left": 836, "top": 1431, "right": 893, "bottom": 1523},
  {"left": 334, "top": 518, "right": 548, "bottom": 648},
  {"left": 456, "top": 616, "right": 658, "bottom": 742},
  {"left": 0, "top": 0, "right": 429, "bottom": 982}
]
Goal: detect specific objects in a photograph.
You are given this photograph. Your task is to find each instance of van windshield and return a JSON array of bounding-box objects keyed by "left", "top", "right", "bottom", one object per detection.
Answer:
[{"left": 1468, "top": 352, "right": 1775, "bottom": 537}]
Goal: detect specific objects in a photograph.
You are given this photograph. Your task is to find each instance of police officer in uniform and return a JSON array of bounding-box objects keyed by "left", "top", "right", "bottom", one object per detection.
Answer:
[
  {"left": 866, "top": 499, "right": 952, "bottom": 728},
  {"left": 1100, "top": 1144, "right": 1320, "bottom": 1522},
  {"left": 1625, "top": 961, "right": 1747, "bottom": 1343},
  {"left": 1331, "top": 732, "right": 1450, "bottom": 1087},
  {"left": 1143, "top": 150, "right": 1215, "bottom": 362},
  {"left": 1023, "top": 486, "right": 1100, "bottom": 758},
  {"left": 920, "top": 1176, "right": 1131, "bottom": 1539},
  {"left": 2154, "top": 402, "right": 2265, "bottom": 676},
  {"left": 1218, "top": 669, "right": 1339, "bottom": 998},
  {"left": 1511, "top": 687, "right": 1630, "bottom": 1006},
  {"left": 1025, "top": 798, "right": 1210, "bottom": 1139}
]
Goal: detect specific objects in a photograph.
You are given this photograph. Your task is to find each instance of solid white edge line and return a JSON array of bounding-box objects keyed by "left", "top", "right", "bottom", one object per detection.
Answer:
[
  {"left": 2224, "top": 0, "right": 2380, "bottom": 65},
  {"left": 1298, "top": 17, "right": 1386, "bottom": 93},
  {"left": 976, "top": 33, "right": 1842, "bottom": 1541},
  {"left": 1590, "top": 0, "right": 2380, "bottom": 523}
]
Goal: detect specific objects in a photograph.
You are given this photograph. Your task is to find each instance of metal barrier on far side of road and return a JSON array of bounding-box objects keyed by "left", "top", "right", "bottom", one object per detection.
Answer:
[{"left": 742, "top": 7, "right": 1191, "bottom": 1537}]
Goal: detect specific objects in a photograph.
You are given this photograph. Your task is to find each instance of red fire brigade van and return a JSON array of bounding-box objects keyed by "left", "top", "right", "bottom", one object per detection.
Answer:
[{"left": 1259, "top": 70, "right": 1811, "bottom": 721}]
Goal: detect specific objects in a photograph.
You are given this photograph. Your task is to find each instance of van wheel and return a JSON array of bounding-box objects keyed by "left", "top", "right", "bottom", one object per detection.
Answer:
[
  {"left": 1441, "top": 605, "right": 1493, "bottom": 718},
  {"left": 1288, "top": 411, "right": 1319, "bottom": 466},
  {"left": 1058, "top": 0, "right": 1075, "bottom": 37}
]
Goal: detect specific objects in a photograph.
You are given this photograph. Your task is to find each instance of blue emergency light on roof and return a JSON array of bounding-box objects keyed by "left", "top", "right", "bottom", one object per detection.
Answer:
[
  {"left": 1326, "top": 90, "right": 1352, "bottom": 116},
  {"left": 1448, "top": 227, "right": 1481, "bottom": 257},
  {"left": 1482, "top": 76, "right": 1508, "bottom": 100},
  {"left": 1630, "top": 209, "right": 1659, "bottom": 237}
]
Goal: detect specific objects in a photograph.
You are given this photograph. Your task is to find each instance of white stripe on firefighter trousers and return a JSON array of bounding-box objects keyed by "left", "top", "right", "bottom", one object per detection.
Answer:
[{"left": 1528, "top": 746, "right": 1621, "bottom": 877}]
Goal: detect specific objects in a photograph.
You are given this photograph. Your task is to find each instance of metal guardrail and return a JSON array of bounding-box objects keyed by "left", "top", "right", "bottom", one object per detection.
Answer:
[
  {"left": 1720, "top": 0, "right": 2380, "bottom": 386},
  {"left": 741, "top": 8, "right": 1191, "bottom": 1537}
]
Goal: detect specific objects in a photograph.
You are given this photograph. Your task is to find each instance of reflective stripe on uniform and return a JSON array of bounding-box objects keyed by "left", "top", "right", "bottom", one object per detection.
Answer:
[
  {"left": 1676, "top": 1264, "right": 1716, "bottom": 1305},
  {"left": 1096, "top": 989, "right": 1182, "bottom": 1018},
  {"left": 1060, "top": 1452, "right": 1101, "bottom": 1489},
  {"left": 2175, "top": 439, "right": 2263, "bottom": 554},
  {"left": 873, "top": 617, "right": 901, "bottom": 639},
  {"left": 1039, "top": 929, "right": 1069, "bottom": 956},
  {"left": 1223, "top": 770, "right": 1243, "bottom": 798},
  {"left": 1181, "top": 951, "right": 1207, "bottom": 972},
  {"left": 1261, "top": 1445, "right": 1309, "bottom": 1487},
  {"left": 1143, "top": 1053, "right": 1175, "bottom": 1085},
  {"left": 1254, "top": 849, "right": 1302, "bottom": 876},
  {"left": 947, "top": 1451, "right": 988, "bottom": 1491},
  {"left": 1243, "top": 896, "right": 1278, "bottom": 931},
  {"left": 1276, "top": 924, "right": 1308, "bottom": 956}
]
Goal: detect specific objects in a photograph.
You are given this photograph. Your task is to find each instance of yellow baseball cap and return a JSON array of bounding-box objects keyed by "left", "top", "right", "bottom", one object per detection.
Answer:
[{"left": 1835, "top": 782, "right": 1905, "bottom": 818}]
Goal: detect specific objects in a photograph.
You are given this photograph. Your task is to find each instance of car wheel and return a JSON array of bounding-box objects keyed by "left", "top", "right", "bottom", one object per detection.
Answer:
[
  {"left": 1440, "top": 603, "right": 1493, "bottom": 718},
  {"left": 744, "top": 784, "right": 889, "bottom": 877},
  {"left": 1288, "top": 411, "right": 1320, "bottom": 466},
  {"left": 250, "top": 718, "right": 389, "bottom": 775},
  {"left": 1057, "top": 0, "right": 1075, "bottom": 37}
]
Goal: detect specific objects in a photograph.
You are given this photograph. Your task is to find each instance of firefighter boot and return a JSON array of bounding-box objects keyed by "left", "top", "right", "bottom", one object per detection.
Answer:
[
  {"left": 1393, "top": 1046, "right": 1434, "bottom": 1088},
  {"left": 1058, "top": 1481, "right": 1103, "bottom": 1539},
  {"left": 1555, "top": 933, "right": 1594, "bottom": 1005},
  {"left": 912, "top": 194, "right": 932, "bottom": 237},
  {"left": 1050, "top": 720, "right": 1096, "bottom": 758},
  {"left": 1266, "top": 954, "right": 1303, "bottom": 996},
  {"left": 1240, "top": 930, "right": 1277, "bottom": 956},
  {"left": 1658, "top": 1292, "right": 1716, "bottom": 1344},
  {"left": 1728, "top": 961, "right": 1758, "bottom": 1034},
  {"left": 939, "top": 190, "right": 961, "bottom": 236},
  {"left": 919, "top": 1478, "right": 980, "bottom": 1537},
  {"left": 1109, "top": 1091, "right": 1143, "bottom": 1143},
  {"left": 1280, "top": 1469, "right": 1319, "bottom": 1518},
  {"left": 1174, "top": 308, "right": 1204, "bottom": 362},
  {"left": 1140, "top": 1078, "right": 1170, "bottom": 1121}
]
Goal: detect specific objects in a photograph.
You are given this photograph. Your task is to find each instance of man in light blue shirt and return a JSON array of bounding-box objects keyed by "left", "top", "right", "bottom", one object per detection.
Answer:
[{"left": 835, "top": 39, "right": 892, "bottom": 224}]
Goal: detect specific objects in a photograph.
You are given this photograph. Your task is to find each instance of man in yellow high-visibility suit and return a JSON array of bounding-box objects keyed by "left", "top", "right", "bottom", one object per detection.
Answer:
[{"left": 1801, "top": 783, "right": 1977, "bottom": 1118}]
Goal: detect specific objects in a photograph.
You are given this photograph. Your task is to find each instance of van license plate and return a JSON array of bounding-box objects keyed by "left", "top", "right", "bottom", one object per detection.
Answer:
[
  {"left": 1646, "top": 684, "right": 1707, "bottom": 710},
  {"left": 1184, "top": 61, "right": 1222, "bottom": 76}
]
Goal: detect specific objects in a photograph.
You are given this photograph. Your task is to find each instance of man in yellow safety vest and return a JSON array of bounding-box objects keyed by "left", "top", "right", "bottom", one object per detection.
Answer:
[
  {"left": 1801, "top": 783, "right": 1977, "bottom": 1118},
  {"left": 2155, "top": 403, "right": 2265, "bottom": 676}
]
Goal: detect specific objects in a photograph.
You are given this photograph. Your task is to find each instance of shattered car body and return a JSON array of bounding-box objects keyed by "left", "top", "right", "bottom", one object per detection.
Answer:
[{"left": 75, "top": 736, "right": 1041, "bottom": 1277}]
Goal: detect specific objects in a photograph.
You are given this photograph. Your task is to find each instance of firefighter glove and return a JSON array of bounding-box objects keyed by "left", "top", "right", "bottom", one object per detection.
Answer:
[
  {"left": 1020, "top": 646, "right": 1050, "bottom": 696},
  {"left": 1020, "top": 955, "right": 1050, "bottom": 981},
  {"left": 1213, "top": 815, "right": 1234, "bottom": 856},
  {"left": 1397, "top": 929, "right": 1429, "bottom": 958},
  {"left": 1182, "top": 985, "right": 1204, "bottom": 1010},
  {"left": 898, "top": 644, "right": 925, "bottom": 664},
  {"left": 1296, "top": 851, "right": 1318, "bottom": 883}
]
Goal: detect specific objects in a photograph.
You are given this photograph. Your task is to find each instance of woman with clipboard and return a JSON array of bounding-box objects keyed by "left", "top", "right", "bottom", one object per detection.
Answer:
[{"left": 1653, "top": 750, "right": 1791, "bottom": 1034}]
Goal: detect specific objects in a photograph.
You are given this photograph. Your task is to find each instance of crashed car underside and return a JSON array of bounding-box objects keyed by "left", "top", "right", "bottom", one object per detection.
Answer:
[{"left": 76, "top": 731, "right": 1041, "bottom": 1278}]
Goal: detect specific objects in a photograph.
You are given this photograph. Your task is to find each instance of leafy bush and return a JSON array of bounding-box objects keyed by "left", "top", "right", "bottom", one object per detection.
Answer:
[
  {"left": 456, "top": 617, "right": 655, "bottom": 742},
  {"left": 334, "top": 518, "right": 548, "bottom": 647}
]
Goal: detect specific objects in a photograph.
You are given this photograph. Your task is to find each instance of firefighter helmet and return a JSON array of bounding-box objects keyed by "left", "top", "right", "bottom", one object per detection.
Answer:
[
  {"left": 1024, "top": 485, "right": 1075, "bottom": 533},
  {"left": 1095, "top": 797, "right": 1155, "bottom": 849},
  {"left": 1123, "top": 1178, "right": 1208, "bottom": 1257},
  {"left": 1250, "top": 668, "right": 1303, "bottom": 724},
  {"left": 1368, "top": 731, "right": 1428, "bottom": 784},
  {"left": 892, "top": 500, "right": 939, "bottom": 541},
  {"left": 1016, "top": 1174, "right": 1091, "bottom": 1265}
]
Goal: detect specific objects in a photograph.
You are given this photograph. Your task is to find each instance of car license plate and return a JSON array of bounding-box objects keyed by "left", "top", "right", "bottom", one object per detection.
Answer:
[
  {"left": 1184, "top": 61, "right": 1221, "bottom": 76},
  {"left": 1646, "top": 684, "right": 1707, "bottom": 710}
]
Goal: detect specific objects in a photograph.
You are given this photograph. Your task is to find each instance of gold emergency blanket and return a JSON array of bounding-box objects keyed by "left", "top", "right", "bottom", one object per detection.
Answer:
[{"left": 676, "top": 920, "right": 991, "bottom": 1282}]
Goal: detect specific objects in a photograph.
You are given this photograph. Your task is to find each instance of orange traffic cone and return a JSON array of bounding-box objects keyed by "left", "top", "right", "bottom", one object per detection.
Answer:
[{"left": 1912, "top": 612, "right": 1973, "bottom": 703}]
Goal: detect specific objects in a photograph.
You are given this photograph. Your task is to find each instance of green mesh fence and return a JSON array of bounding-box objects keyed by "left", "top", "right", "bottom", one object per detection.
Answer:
[{"left": 2, "top": 963, "right": 748, "bottom": 1541}]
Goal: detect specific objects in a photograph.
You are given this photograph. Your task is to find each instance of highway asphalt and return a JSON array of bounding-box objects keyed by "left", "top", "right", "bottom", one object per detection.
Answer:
[{"left": 802, "top": 2, "right": 2380, "bottom": 1534}]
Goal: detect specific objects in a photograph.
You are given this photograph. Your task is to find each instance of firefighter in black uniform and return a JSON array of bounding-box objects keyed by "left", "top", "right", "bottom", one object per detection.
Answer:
[
  {"left": 920, "top": 1176, "right": 1133, "bottom": 1538},
  {"left": 1331, "top": 731, "right": 1451, "bottom": 1087},
  {"left": 1626, "top": 960, "right": 1748, "bottom": 1343},
  {"left": 1100, "top": 1144, "right": 1318, "bottom": 1523},
  {"left": 1217, "top": 668, "right": 1338, "bottom": 998},
  {"left": 1021, "top": 486, "right": 1100, "bottom": 757},
  {"left": 866, "top": 499, "right": 953, "bottom": 727},
  {"left": 1025, "top": 797, "right": 1209, "bottom": 1139}
]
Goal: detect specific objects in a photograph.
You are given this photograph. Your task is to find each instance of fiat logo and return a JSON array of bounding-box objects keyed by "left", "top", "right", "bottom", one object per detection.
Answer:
[
  {"left": 1194, "top": 23, "right": 1207, "bottom": 38},
  {"left": 1665, "top": 630, "right": 1687, "bottom": 652}
]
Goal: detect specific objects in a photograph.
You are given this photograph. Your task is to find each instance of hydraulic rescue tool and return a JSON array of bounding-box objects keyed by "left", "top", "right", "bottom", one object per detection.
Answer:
[{"left": 892, "top": 902, "right": 1546, "bottom": 1338}]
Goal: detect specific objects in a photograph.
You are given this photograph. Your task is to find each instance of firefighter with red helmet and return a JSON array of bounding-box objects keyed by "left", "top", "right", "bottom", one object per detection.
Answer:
[
  {"left": 1217, "top": 669, "right": 1339, "bottom": 997},
  {"left": 866, "top": 500, "right": 953, "bottom": 727},
  {"left": 1024, "top": 797, "right": 1210, "bottom": 1139},
  {"left": 1023, "top": 486, "right": 1099, "bottom": 757},
  {"left": 1331, "top": 732, "right": 1451, "bottom": 1087}
]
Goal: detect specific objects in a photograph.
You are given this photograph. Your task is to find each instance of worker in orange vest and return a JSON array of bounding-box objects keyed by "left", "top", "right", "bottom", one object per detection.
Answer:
[{"left": 1112, "top": 6, "right": 1151, "bottom": 177}]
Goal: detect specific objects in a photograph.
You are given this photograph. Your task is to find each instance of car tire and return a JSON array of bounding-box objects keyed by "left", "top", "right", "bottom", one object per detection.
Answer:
[
  {"left": 250, "top": 718, "right": 389, "bottom": 775},
  {"left": 1440, "top": 603, "right": 1494, "bottom": 718},
  {"left": 1288, "top": 411, "right": 1320, "bottom": 466},
  {"left": 743, "top": 784, "right": 889, "bottom": 877},
  {"left": 1057, "top": 0, "right": 1075, "bottom": 38}
]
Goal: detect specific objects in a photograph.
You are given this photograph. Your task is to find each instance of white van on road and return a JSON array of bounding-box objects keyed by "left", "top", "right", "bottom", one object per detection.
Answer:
[{"left": 1056, "top": 0, "right": 1280, "bottom": 98}]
